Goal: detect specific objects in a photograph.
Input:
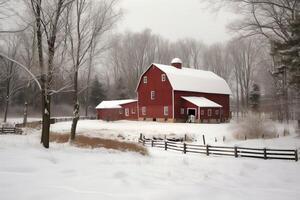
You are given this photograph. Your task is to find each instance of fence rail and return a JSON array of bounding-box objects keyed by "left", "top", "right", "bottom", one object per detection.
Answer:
[
  {"left": 0, "top": 127, "right": 22, "bottom": 135},
  {"left": 139, "top": 136, "right": 298, "bottom": 162}
]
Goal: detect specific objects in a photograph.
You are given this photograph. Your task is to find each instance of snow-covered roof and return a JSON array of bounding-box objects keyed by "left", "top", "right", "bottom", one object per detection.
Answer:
[
  {"left": 151, "top": 64, "right": 232, "bottom": 95},
  {"left": 182, "top": 96, "right": 222, "bottom": 108},
  {"left": 171, "top": 58, "right": 182, "bottom": 64},
  {"left": 96, "top": 99, "right": 137, "bottom": 109}
]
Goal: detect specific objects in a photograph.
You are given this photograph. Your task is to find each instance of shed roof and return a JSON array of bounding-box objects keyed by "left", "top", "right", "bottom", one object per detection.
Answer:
[
  {"left": 182, "top": 96, "right": 222, "bottom": 108},
  {"left": 95, "top": 99, "right": 137, "bottom": 109},
  {"left": 138, "top": 63, "right": 232, "bottom": 95}
]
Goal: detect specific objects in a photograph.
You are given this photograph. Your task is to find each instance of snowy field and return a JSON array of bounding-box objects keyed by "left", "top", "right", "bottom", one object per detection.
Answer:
[
  {"left": 50, "top": 120, "right": 300, "bottom": 148},
  {"left": 1, "top": 119, "right": 300, "bottom": 200}
]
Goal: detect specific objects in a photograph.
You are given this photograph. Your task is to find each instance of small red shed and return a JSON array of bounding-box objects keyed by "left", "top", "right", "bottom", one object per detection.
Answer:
[{"left": 96, "top": 99, "right": 138, "bottom": 121}]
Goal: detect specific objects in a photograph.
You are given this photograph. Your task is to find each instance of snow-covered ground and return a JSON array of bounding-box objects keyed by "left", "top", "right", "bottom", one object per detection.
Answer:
[
  {"left": 1, "top": 119, "right": 300, "bottom": 200},
  {"left": 50, "top": 120, "right": 300, "bottom": 149},
  {"left": 0, "top": 132, "right": 300, "bottom": 200}
]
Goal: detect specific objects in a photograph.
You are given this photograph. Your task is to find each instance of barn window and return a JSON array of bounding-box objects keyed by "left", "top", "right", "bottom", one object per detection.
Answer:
[
  {"left": 180, "top": 108, "right": 185, "bottom": 115},
  {"left": 143, "top": 76, "right": 147, "bottom": 84},
  {"left": 151, "top": 91, "right": 155, "bottom": 100},
  {"left": 208, "top": 109, "right": 212, "bottom": 116},
  {"left": 215, "top": 110, "right": 219, "bottom": 115},
  {"left": 161, "top": 74, "right": 166, "bottom": 82},
  {"left": 119, "top": 109, "right": 123, "bottom": 115},
  {"left": 142, "top": 107, "right": 146, "bottom": 116},
  {"left": 125, "top": 108, "right": 129, "bottom": 117},
  {"left": 131, "top": 108, "right": 136, "bottom": 114},
  {"left": 164, "top": 106, "right": 169, "bottom": 116},
  {"left": 201, "top": 110, "right": 204, "bottom": 115}
]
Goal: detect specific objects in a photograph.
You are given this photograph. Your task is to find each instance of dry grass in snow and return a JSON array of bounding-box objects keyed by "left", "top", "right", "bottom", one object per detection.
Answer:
[
  {"left": 50, "top": 133, "right": 148, "bottom": 155},
  {"left": 231, "top": 114, "right": 278, "bottom": 140}
]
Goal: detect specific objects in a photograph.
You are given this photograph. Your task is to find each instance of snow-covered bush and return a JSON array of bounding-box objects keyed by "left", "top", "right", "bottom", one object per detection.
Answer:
[{"left": 231, "top": 113, "right": 278, "bottom": 139}]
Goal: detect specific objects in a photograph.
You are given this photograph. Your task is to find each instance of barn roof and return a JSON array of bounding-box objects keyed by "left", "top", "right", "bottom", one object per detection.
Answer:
[
  {"left": 182, "top": 96, "right": 222, "bottom": 108},
  {"left": 138, "top": 63, "right": 232, "bottom": 95},
  {"left": 95, "top": 99, "right": 137, "bottom": 109}
]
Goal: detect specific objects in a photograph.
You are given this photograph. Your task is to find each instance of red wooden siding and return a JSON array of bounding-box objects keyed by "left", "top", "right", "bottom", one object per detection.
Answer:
[
  {"left": 121, "top": 101, "right": 138, "bottom": 120},
  {"left": 137, "top": 64, "right": 173, "bottom": 119},
  {"left": 97, "top": 108, "right": 123, "bottom": 121},
  {"left": 174, "top": 91, "right": 230, "bottom": 121}
]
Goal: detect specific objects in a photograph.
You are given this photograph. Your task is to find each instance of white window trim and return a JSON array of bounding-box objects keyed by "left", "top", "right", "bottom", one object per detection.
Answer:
[
  {"left": 142, "top": 107, "right": 146, "bottom": 116},
  {"left": 125, "top": 108, "right": 129, "bottom": 117},
  {"left": 151, "top": 91, "right": 155, "bottom": 100},
  {"left": 131, "top": 108, "right": 136, "bottom": 114},
  {"left": 164, "top": 106, "right": 169, "bottom": 116},
  {"left": 161, "top": 74, "right": 166, "bottom": 82},
  {"left": 143, "top": 76, "right": 147, "bottom": 84}
]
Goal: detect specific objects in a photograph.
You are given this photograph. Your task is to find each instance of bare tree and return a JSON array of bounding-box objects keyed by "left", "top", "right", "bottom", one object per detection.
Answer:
[
  {"left": 227, "top": 37, "right": 263, "bottom": 117},
  {"left": 0, "top": 36, "right": 21, "bottom": 122},
  {"left": 202, "top": 43, "right": 232, "bottom": 82},
  {"left": 66, "top": 0, "right": 121, "bottom": 140},
  {"left": 30, "top": 0, "right": 74, "bottom": 148}
]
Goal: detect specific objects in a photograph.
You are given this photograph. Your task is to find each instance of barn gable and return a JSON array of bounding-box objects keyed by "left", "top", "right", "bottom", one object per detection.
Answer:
[{"left": 136, "top": 63, "right": 232, "bottom": 95}]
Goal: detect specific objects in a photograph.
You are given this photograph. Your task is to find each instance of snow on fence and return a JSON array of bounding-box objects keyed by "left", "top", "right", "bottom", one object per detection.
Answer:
[
  {"left": 0, "top": 127, "right": 22, "bottom": 135},
  {"left": 139, "top": 135, "right": 298, "bottom": 162}
]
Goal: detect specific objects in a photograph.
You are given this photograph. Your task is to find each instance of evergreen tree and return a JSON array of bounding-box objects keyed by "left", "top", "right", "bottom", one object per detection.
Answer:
[
  {"left": 89, "top": 76, "right": 106, "bottom": 107},
  {"left": 249, "top": 83, "right": 260, "bottom": 113},
  {"left": 272, "top": 16, "right": 300, "bottom": 91},
  {"left": 115, "top": 77, "right": 129, "bottom": 99}
]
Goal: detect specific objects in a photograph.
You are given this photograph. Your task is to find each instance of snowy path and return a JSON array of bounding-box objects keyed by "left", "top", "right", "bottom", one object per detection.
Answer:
[{"left": 0, "top": 133, "right": 300, "bottom": 200}]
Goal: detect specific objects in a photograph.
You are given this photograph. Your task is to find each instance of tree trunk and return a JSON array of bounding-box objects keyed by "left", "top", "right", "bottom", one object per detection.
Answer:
[
  {"left": 3, "top": 96, "right": 9, "bottom": 123},
  {"left": 42, "top": 93, "right": 51, "bottom": 148},
  {"left": 23, "top": 102, "right": 28, "bottom": 126},
  {"left": 3, "top": 60, "right": 13, "bottom": 123},
  {"left": 85, "top": 46, "right": 93, "bottom": 117},
  {"left": 235, "top": 74, "right": 239, "bottom": 122},
  {"left": 71, "top": 70, "right": 79, "bottom": 140}
]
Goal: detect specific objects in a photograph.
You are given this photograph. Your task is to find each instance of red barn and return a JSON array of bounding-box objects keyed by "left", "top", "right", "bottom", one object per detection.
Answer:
[
  {"left": 96, "top": 99, "right": 138, "bottom": 121},
  {"left": 96, "top": 58, "right": 231, "bottom": 123},
  {"left": 136, "top": 58, "right": 231, "bottom": 123}
]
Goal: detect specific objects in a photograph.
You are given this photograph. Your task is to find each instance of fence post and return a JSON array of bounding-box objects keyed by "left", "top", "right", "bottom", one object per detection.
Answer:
[
  {"left": 165, "top": 141, "right": 168, "bottom": 151},
  {"left": 151, "top": 139, "right": 154, "bottom": 147},
  {"left": 183, "top": 143, "right": 187, "bottom": 154},
  {"left": 234, "top": 146, "right": 238, "bottom": 158},
  {"left": 264, "top": 148, "right": 267, "bottom": 160},
  {"left": 223, "top": 136, "right": 225, "bottom": 142},
  {"left": 202, "top": 135, "right": 206, "bottom": 145},
  {"left": 206, "top": 145, "right": 210, "bottom": 156},
  {"left": 184, "top": 134, "right": 187, "bottom": 141},
  {"left": 142, "top": 139, "right": 145, "bottom": 146},
  {"left": 295, "top": 149, "right": 298, "bottom": 162}
]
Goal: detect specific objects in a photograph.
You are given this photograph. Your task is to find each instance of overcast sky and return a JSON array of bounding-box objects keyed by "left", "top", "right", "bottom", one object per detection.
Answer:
[{"left": 117, "top": 0, "right": 238, "bottom": 45}]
